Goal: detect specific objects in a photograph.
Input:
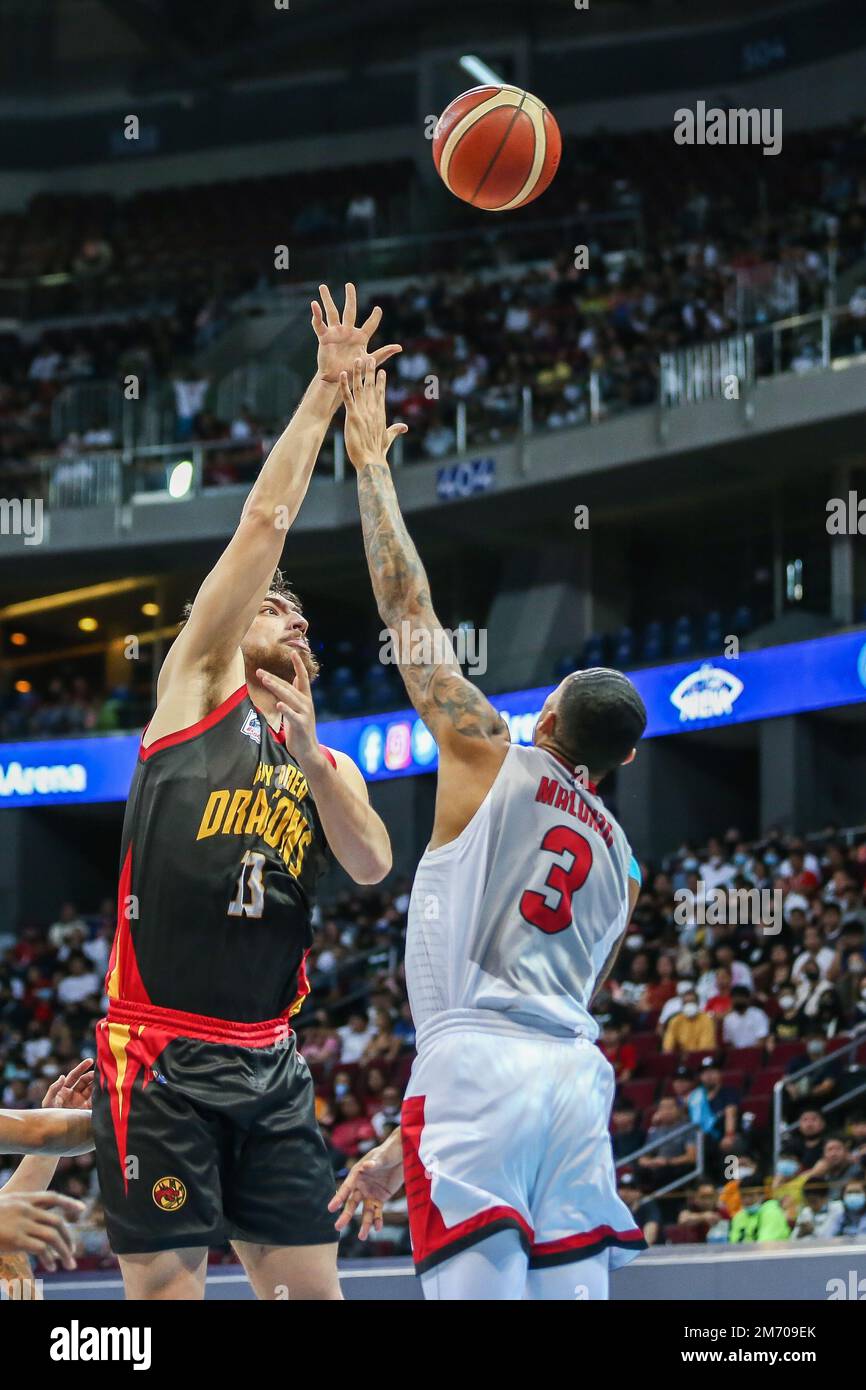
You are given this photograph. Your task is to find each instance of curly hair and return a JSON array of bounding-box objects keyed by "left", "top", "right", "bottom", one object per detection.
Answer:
[{"left": 179, "top": 568, "right": 302, "bottom": 625}]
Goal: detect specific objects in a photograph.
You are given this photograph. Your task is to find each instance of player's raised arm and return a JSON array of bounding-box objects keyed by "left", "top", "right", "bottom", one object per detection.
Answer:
[
  {"left": 158, "top": 287, "right": 402, "bottom": 699},
  {"left": 0, "top": 1108, "right": 93, "bottom": 1157},
  {"left": 341, "top": 357, "right": 509, "bottom": 756}
]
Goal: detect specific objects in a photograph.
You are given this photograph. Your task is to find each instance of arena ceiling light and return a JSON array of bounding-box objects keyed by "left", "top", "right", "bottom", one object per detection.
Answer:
[
  {"left": 0, "top": 578, "right": 157, "bottom": 622},
  {"left": 168, "top": 460, "right": 194, "bottom": 498},
  {"left": 459, "top": 54, "right": 506, "bottom": 86}
]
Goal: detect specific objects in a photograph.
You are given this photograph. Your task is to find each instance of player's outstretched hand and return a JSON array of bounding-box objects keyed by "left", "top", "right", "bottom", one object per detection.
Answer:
[
  {"left": 340, "top": 356, "right": 408, "bottom": 470},
  {"left": 312, "top": 282, "right": 402, "bottom": 384},
  {"left": 0, "top": 1192, "right": 85, "bottom": 1271},
  {"left": 328, "top": 1135, "right": 405, "bottom": 1240},
  {"left": 43, "top": 1058, "right": 94, "bottom": 1111}
]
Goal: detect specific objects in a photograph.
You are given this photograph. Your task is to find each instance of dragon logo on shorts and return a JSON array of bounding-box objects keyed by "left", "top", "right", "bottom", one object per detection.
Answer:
[{"left": 152, "top": 1176, "right": 187, "bottom": 1211}]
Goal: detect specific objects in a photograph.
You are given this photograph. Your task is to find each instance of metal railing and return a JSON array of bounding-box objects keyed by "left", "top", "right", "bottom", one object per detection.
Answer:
[
  {"left": 33, "top": 299, "right": 866, "bottom": 510},
  {"left": 773, "top": 1031, "right": 866, "bottom": 1168},
  {"left": 615, "top": 1120, "right": 705, "bottom": 1200}
]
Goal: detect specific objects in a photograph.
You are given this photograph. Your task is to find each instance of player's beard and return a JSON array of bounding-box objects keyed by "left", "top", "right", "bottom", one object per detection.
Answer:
[{"left": 243, "top": 639, "right": 320, "bottom": 685}]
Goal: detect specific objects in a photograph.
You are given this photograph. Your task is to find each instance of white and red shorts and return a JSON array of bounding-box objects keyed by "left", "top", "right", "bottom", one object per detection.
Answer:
[{"left": 401, "top": 1017, "right": 646, "bottom": 1275}]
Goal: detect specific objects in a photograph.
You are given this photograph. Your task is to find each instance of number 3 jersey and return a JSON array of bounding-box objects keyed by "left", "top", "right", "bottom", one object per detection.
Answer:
[
  {"left": 405, "top": 742, "right": 640, "bottom": 1047},
  {"left": 106, "top": 684, "right": 333, "bottom": 1023}
]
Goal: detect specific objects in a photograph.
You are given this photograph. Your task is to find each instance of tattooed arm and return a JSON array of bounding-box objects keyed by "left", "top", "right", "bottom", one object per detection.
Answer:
[{"left": 341, "top": 358, "right": 509, "bottom": 846}]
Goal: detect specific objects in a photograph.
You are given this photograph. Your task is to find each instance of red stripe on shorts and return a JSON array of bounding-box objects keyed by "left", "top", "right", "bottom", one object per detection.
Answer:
[{"left": 401, "top": 1094, "right": 534, "bottom": 1273}]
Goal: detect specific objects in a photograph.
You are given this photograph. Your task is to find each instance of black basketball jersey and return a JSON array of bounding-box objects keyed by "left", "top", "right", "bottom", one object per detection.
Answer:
[{"left": 106, "top": 684, "right": 332, "bottom": 1023}]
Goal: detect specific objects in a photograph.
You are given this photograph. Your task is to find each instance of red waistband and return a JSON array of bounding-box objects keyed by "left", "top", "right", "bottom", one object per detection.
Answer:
[{"left": 105, "top": 997, "right": 292, "bottom": 1047}]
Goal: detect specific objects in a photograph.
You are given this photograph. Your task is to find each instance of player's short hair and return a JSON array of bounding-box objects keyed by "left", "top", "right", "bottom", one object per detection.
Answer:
[
  {"left": 179, "top": 567, "right": 302, "bottom": 625},
  {"left": 555, "top": 667, "right": 647, "bottom": 776}
]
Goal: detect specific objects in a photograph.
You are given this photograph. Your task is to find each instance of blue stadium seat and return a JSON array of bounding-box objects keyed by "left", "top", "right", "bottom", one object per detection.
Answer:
[
  {"left": 613, "top": 626, "right": 634, "bottom": 666},
  {"left": 703, "top": 609, "right": 723, "bottom": 648},
  {"left": 582, "top": 635, "right": 605, "bottom": 668},
  {"left": 733, "top": 604, "right": 753, "bottom": 634},
  {"left": 641, "top": 620, "right": 664, "bottom": 662},
  {"left": 335, "top": 683, "right": 363, "bottom": 715},
  {"left": 672, "top": 616, "right": 693, "bottom": 657}
]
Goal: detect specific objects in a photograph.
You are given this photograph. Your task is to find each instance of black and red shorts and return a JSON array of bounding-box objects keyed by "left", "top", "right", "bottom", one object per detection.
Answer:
[{"left": 92, "top": 999, "right": 337, "bottom": 1256}]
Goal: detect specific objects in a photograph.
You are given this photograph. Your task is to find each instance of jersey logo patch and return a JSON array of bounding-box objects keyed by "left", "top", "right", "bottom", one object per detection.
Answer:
[{"left": 240, "top": 710, "right": 261, "bottom": 745}]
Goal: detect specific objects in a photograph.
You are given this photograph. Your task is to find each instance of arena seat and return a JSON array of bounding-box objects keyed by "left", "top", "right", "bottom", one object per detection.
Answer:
[
  {"left": 642, "top": 1053, "right": 677, "bottom": 1079},
  {"left": 746, "top": 1068, "right": 785, "bottom": 1097},
  {"left": 723, "top": 1046, "right": 765, "bottom": 1075},
  {"left": 664, "top": 1224, "right": 703, "bottom": 1245},
  {"left": 620, "top": 1079, "right": 656, "bottom": 1110},
  {"left": 768, "top": 1041, "right": 806, "bottom": 1067},
  {"left": 719, "top": 1070, "right": 745, "bottom": 1094},
  {"left": 739, "top": 1095, "right": 771, "bottom": 1130},
  {"left": 628, "top": 1031, "right": 659, "bottom": 1062}
]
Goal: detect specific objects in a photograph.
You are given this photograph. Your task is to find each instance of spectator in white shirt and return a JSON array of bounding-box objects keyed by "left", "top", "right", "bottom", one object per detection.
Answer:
[
  {"left": 658, "top": 979, "right": 695, "bottom": 1031},
  {"left": 55, "top": 953, "right": 100, "bottom": 1006},
  {"left": 722, "top": 988, "right": 770, "bottom": 1049},
  {"left": 172, "top": 373, "right": 209, "bottom": 441},
  {"left": 699, "top": 838, "right": 737, "bottom": 892},
  {"left": 792, "top": 926, "right": 835, "bottom": 983},
  {"left": 48, "top": 903, "right": 88, "bottom": 950},
  {"left": 338, "top": 1012, "right": 376, "bottom": 1064}
]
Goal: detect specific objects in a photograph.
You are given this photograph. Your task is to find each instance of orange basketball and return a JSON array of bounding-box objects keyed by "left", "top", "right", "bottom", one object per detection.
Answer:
[{"left": 432, "top": 84, "right": 561, "bottom": 212}]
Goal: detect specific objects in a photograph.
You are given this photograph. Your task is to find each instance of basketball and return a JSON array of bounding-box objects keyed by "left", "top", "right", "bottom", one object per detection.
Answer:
[{"left": 432, "top": 84, "right": 562, "bottom": 211}]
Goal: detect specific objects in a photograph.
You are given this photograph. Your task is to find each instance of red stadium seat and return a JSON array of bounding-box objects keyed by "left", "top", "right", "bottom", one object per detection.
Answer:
[
  {"left": 723, "top": 1046, "right": 765, "bottom": 1075},
  {"left": 767, "top": 1040, "right": 806, "bottom": 1068},
  {"left": 719, "top": 1070, "right": 745, "bottom": 1094},
  {"left": 629, "top": 1032, "right": 660, "bottom": 1063},
  {"left": 747, "top": 1069, "right": 784, "bottom": 1097},
  {"left": 642, "top": 1053, "right": 677, "bottom": 1079},
  {"left": 739, "top": 1095, "right": 771, "bottom": 1130},
  {"left": 664, "top": 1224, "right": 703, "bottom": 1245},
  {"left": 620, "top": 1079, "right": 656, "bottom": 1110},
  {"left": 683, "top": 1050, "right": 719, "bottom": 1072}
]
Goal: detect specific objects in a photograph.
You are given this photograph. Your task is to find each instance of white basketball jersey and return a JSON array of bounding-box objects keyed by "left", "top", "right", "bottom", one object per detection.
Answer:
[{"left": 406, "top": 743, "right": 636, "bottom": 1048}]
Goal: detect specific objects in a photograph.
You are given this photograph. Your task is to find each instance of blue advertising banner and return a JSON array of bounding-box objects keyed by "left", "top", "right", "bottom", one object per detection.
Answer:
[{"left": 2, "top": 629, "right": 866, "bottom": 808}]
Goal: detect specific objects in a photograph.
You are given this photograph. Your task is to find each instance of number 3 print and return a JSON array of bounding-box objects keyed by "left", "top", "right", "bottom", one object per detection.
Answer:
[{"left": 519, "top": 825, "right": 593, "bottom": 935}]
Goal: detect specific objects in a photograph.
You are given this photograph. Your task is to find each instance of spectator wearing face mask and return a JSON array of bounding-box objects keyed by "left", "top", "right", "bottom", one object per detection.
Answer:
[
  {"left": 662, "top": 990, "right": 716, "bottom": 1054},
  {"left": 794, "top": 958, "right": 834, "bottom": 1018},
  {"left": 722, "top": 987, "right": 770, "bottom": 1050},
  {"left": 819, "top": 1178, "right": 866, "bottom": 1237},
  {"left": 768, "top": 989, "right": 804, "bottom": 1047},
  {"left": 699, "top": 838, "right": 737, "bottom": 892},
  {"left": 792, "top": 926, "right": 835, "bottom": 983},
  {"left": 657, "top": 978, "right": 697, "bottom": 1035}
]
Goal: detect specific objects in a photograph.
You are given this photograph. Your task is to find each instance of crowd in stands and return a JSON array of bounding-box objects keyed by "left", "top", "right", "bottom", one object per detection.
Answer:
[
  {"left": 2, "top": 824, "right": 866, "bottom": 1269},
  {"left": 2, "top": 122, "right": 866, "bottom": 490},
  {"left": 0, "top": 676, "right": 151, "bottom": 741}
]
